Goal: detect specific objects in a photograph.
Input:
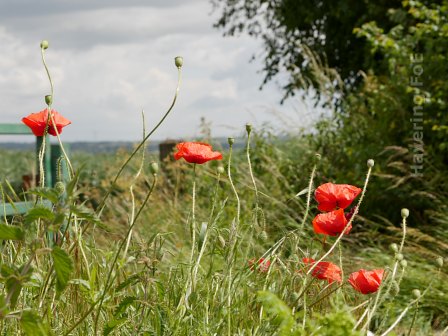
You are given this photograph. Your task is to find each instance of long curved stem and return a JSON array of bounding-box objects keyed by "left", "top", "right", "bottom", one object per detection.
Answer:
[{"left": 96, "top": 67, "right": 182, "bottom": 217}]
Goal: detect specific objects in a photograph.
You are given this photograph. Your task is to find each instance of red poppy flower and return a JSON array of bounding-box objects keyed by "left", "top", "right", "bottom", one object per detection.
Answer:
[
  {"left": 302, "top": 258, "right": 342, "bottom": 283},
  {"left": 348, "top": 269, "right": 384, "bottom": 294},
  {"left": 174, "top": 142, "right": 222, "bottom": 164},
  {"left": 22, "top": 109, "right": 71, "bottom": 136},
  {"left": 315, "top": 183, "right": 362, "bottom": 212},
  {"left": 248, "top": 258, "right": 271, "bottom": 273},
  {"left": 313, "top": 208, "right": 351, "bottom": 236}
]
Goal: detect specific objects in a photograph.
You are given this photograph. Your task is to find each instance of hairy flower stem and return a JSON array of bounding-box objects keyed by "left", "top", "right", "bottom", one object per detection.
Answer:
[
  {"left": 41, "top": 45, "right": 74, "bottom": 178},
  {"left": 123, "top": 111, "right": 146, "bottom": 261},
  {"left": 246, "top": 127, "right": 260, "bottom": 226},
  {"left": 95, "top": 67, "right": 182, "bottom": 218},
  {"left": 306, "top": 163, "right": 372, "bottom": 277},
  {"left": 227, "top": 142, "right": 241, "bottom": 263},
  {"left": 362, "top": 212, "right": 408, "bottom": 330},
  {"left": 93, "top": 175, "right": 157, "bottom": 335},
  {"left": 190, "top": 164, "right": 197, "bottom": 264}
]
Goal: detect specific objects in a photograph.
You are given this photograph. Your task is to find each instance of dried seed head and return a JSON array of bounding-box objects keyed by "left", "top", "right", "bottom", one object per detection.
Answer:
[
  {"left": 367, "top": 159, "right": 375, "bottom": 167},
  {"left": 436, "top": 256, "right": 444, "bottom": 268},
  {"left": 174, "top": 56, "right": 183, "bottom": 68}
]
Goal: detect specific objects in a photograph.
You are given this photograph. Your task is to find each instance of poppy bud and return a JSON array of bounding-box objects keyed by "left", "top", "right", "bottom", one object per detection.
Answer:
[
  {"left": 217, "top": 166, "right": 225, "bottom": 174},
  {"left": 150, "top": 162, "right": 159, "bottom": 175},
  {"left": 258, "top": 230, "right": 268, "bottom": 241},
  {"left": 390, "top": 280, "right": 400, "bottom": 296},
  {"left": 40, "top": 40, "right": 49, "bottom": 50},
  {"left": 396, "top": 253, "right": 404, "bottom": 261},
  {"left": 400, "top": 260, "right": 408, "bottom": 268},
  {"left": 389, "top": 243, "right": 398, "bottom": 253},
  {"left": 315, "top": 153, "right": 321, "bottom": 161},
  {"left": 290, "top": 292, "right": 300, "bottom": 301},
  {"left": 55, "top": 181, "right": 65, "bottom": 195},
  {"left": 412, "top": 289, "right": 421, "bottom": 299},
  {"left": 245, "top": 123, "right": 252, "bottom": 134},
  {"left": 45, "top": 95, "right": 53, "bottom": 106},
  {"left": 228, "top": 137, "right": 234, "bottom": 146},
  {"left": 401, "top": 208, "right": 409, "bottom": 218},
  {"left": 436, "top": 256, "right": 444, "bottom": 268},
  {"left": 174, "top": 56, "right": 183, "bottom": 68},
  {"left": 218, "top": 235, "right": 226, "bottom": 248},
  {"left": 367, "top": 159, "right": 375, "bottom": 167}
]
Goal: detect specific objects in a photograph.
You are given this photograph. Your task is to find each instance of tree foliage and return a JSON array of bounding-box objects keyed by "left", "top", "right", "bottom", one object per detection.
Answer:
[{"left": 212, "top": 0, "right": 443, "bottom": 101}]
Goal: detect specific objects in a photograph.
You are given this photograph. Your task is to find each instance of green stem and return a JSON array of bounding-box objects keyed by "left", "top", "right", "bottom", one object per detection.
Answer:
[
  {"left": 93, "top": 175, "right": 157, "bottom": 335},
  {"left": 95, "top": 67, "right": 182, "bottom": 217}
]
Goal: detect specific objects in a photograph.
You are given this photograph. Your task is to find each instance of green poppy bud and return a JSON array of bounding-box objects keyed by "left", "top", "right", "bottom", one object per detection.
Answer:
[
  {"left": 40, "top": 40, "right": 49, "bottom": 50},
  {"left": 228, "top": 137, "right": 234, "bottom": 146},
  {"left": 218, "top": 235, "right": 226, "bottom": 248},
  {"left": 54, "top": 181, "right": 65, "bottom": 195},
  {"left": 401, "top": 208, "right": 409, "bottom": 218},
  {"left": 400, "top": 259, "right": 408, "bottom": 268},
  {"left": 258, "top": 230, "right": 268, "bottom": 241},
  {"left": 396, "top": 253, "right": 404, "bottom": 261},
  {"left": 217, "top": 166, "right": 225, "bottom": 174},
  {"left": 412, "top": 289, "right": 421, "bottom": 299},
  {"left": 245, "top": 123, "right": 252, "bottom": 134},
  {"left": 150, "top": 162, "right": 159, "bottom": 175},
  {"left": 390, "top": 280, "right": 400, "bottom": 296},
  {"left": 174, "top": 56, "right": 183, "bottom": 68},
  {"left": 367, "top": 159, "right": 375, "bottom": 167},
  {"left": 389, "top": 243, "right": 399, "bottom": 253}
]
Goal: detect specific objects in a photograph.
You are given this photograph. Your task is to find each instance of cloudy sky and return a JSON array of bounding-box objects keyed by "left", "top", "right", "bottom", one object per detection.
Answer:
[{"left": 0, "top": 0, "right": 317, "bottom": 142}]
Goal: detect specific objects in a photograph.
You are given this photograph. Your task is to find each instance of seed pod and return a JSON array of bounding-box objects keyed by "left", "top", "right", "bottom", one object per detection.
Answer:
[
  {"left": 245, "top": 123, "right": 252, "bottom": 134},
  {"left": 150, "top": 162, "right": 159, "bottom": 175},
  {"left": 400, "top": 259, "right": 408, "bottom": 268},
  {"left": 412, "top": 289, "right": 421, "bottom": 299},
  {"left": 45, "top": 95, "right": 53, "bottom": 106},
  {"left": 367, "top": 159, "right": 375, "bottom": 167},
  {"left": 174, "top": 56, "right": 183, "bottom": 68},
  {"left": 436, "top": 256, "right": 444, "bottom": 268},
  {"left": 228, "top": 137, "right": 234, "bottom": 146},
  {"left": 40, "top": 40, "right": 49, "bottom": 49},
  {"left": 217, "top": 166, "right": 225, "bottom": 174},
  {"left": 396, "top": 253, "right": 404, "bottom": 261},
  {"left": 401, "top": 208, "right": 410, "bottom": 218}
]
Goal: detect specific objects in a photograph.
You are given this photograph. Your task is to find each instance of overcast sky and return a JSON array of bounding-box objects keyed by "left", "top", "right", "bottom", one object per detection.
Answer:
[{"left": 0, "top": 0, "right": 317, "bottom": 142}]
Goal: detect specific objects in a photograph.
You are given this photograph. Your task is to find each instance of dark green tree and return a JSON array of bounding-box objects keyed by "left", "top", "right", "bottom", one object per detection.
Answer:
[{"left": 212, "top": 0, "right": 442, "bottom": 101}]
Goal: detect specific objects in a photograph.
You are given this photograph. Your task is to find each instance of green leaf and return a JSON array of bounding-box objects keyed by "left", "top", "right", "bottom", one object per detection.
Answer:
[
  {"left": 0, "top": 224, "right": 25, "bottom": 240},
  {"left": 27, "top": 188, "right": 59, "bottom": 204},
  {"left": 103, "top": 318, "right": 127, "bottom": 336},
  {"left": 114, "top": 296, "right": 136, "bottom": 317},
  {"left": 257, "top": 291, "right": 297, "bottom": 336},
  {"left": 25, "top": 207, "right": 55, "bottom": 225},
  {"left": 20, "top": 310, "right": 52, "bottom": 336},
  {"left": 51, "top": 246, "right": 73, "bottom": 293}
]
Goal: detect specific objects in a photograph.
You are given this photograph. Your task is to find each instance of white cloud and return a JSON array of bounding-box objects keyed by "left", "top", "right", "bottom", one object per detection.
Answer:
[{"left": 0, "top": 0, "right": 314, "bottom": 142}]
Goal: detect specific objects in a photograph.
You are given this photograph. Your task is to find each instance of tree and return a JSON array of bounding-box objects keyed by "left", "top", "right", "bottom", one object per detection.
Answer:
[{"left": 212, "top": 0, "right": 441, "bottom": 102}]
